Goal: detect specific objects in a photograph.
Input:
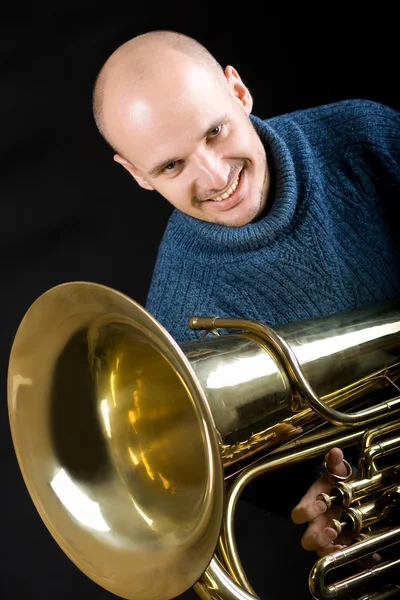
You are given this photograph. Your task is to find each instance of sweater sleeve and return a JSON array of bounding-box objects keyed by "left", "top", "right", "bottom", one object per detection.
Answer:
[
  {"left": 346, "top": 99, "right": 400, "bottom": 169},
  {"left": 290, "top": 98, "right": 400, "bottom": 220},
  {"left": 353, "top": 99, "right": 400, "bottom": 150},
  {"left": 339, "top": 99, "right": 400, "bottom": 215}
]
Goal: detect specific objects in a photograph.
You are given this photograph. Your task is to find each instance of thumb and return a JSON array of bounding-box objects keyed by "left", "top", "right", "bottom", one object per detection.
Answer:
[{"left": 325, "top": 447, "right": 349, "bottom": 478}]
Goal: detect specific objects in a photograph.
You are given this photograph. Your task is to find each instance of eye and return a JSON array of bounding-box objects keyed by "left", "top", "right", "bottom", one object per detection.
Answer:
[
  {"left": 162, "top": 161, "right": 179, "bottom": 173},
  {"left": 208, "top": 124, "right": 222, "bottom": 138}
]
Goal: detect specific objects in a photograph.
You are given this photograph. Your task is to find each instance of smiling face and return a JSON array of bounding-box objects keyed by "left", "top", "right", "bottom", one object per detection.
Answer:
[{"left": 101, "top": 46, "right": 270, "bottom": 227}]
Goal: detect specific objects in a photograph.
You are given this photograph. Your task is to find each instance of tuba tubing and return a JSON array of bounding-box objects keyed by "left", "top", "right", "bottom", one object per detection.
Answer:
[{"left": 7, "top": 281, "right": 400, "bottom": 600}]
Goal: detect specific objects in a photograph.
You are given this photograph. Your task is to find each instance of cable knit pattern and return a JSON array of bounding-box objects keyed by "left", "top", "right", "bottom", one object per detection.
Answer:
[{"left": 146, "top": 99, "right": 400, "bottom": 341}]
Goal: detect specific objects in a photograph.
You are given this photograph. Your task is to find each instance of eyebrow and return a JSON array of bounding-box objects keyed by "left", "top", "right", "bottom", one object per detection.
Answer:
[{"left": 147, "top": 113, "right": 230, "bottom": 177}]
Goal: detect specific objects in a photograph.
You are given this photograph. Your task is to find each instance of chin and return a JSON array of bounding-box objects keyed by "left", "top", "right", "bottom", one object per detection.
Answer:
[
  {"left": 220, "top": 205, "right": 262, "bottom": 227},
  {"left": 215, "top": 215, "right": 254, "bottom": 228}
]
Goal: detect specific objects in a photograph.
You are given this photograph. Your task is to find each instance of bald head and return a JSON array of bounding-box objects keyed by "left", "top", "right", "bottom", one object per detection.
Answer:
[
  {"left": 91, "top": 30, "right": 268, "bottom": 227},
  {"left": 92, "top": 30, "right": 227, "bottom": 154}
]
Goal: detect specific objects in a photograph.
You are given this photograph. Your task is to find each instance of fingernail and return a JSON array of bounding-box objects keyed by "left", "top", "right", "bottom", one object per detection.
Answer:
[{"left": 325, "top": 528, "right": 337, "bottom": 541}]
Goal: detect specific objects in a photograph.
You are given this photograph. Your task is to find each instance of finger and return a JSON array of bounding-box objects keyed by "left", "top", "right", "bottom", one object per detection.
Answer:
[
  {"left": 291, "top": 473, "right": 340, "bottom": 520},
  {"left": 301, "top": 526, "right": 337, "bottom": 552},
  {"left": 325, "top": 447, "right": 348, "bottom": 478},
  {"left": 358, "top": 553, "right": 381, "bottom": 568},
  {"left": 291, "top": 498, "right": 327, "bottom": 524},
  {"left": 317, "top": 543, "right": 346, "bottom": 558},
  {"left": 372, "top": 553, "right": 381, "bottom": 564}
]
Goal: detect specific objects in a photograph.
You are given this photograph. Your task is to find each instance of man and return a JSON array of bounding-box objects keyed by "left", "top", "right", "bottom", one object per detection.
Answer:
[{"left": 92, "top": 30, "right": 400, "bottom": 598}]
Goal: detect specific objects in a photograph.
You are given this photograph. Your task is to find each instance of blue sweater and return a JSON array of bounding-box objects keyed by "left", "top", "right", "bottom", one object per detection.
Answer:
[{"left": 146, "top": 99, "right": 400, "bottom": 341}]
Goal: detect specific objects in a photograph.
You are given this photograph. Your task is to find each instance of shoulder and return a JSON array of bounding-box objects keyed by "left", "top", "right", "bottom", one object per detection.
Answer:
[
  {"left": 270, "top": 99, "right": 398, "bottom": 139},
  {"left": 255, "top": 99, "right": 399, "bottom": 158},
  {"left": 269, "top": 99, "right": 397, "bottom": 125}
]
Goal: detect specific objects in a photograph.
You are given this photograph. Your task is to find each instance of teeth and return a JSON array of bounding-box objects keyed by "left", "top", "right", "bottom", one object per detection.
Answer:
[{"left": 213, "top": 174, "right": 240, "bottom": 202}]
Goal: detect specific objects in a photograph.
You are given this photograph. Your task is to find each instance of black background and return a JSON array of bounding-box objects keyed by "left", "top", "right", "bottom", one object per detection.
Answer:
[{"left": 1, "top": 3, "right": 399, "bottom": 598}]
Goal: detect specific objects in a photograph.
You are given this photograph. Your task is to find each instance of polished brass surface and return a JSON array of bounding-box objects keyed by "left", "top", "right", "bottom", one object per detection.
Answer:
[
  {"left": 328, "top": 485, "right": 400, "bottom": 535},
  {"left": 213, "top": 426, "right": 370, "bottom": 598},
  {"left": 196, "top": 423, "right": 400, "bottom": 600},
  {"left": 7, "top": 282, "right": 400, "bottom": 600},
  {"left": 188, "top": 309, "right": 400, "bottom": 426},
  {"left": 308, "top": 419, "right": 400, "bottom": 599},
  {"left": 309, "top": 526, "right": 400, "bottom": 600},
  {"left": 8, "top": 282, "right": 224, "bottom": 600},
  {"left": 322, "top": 458, "right": 353, "bottom": 481},
  {"left": 318, "top": 421, "right": 400, "bottom": 510},
  {"left": 323, "top": 473, "right": 397, "bottom": 512}
]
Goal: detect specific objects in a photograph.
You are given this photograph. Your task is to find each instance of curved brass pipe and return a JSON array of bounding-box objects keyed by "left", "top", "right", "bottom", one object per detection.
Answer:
[
  {"left": 190, "top": 314, "right": 400, "bottom": 599},
  {"left": 360, "top": 421, "right": 400, "bottom": 463},
  {"left": 8, "top": 284, "right": 400, "bottom": 600},
  {"left": 196, "top": 426, "right": 367, "bottom": 599},
  {"left": 322, "top": 471, "right": 398, "bottom": 510},
  {"left": 194, "top": 557, "right": 258, "bottom": 600},
  {"left": 197, "top": 417, "right": 400, "bottom": 600},
  {"left": 309, "top": 527, "right": 400, "bottom": 600},
  {"left": 319, "top": 423, "right": 400, "bottom": 511},
  {"left": 189, "top": 316, "right": 400, "bottom": 427}
]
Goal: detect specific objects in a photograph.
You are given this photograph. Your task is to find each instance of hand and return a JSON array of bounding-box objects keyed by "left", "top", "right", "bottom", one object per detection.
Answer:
[{"left": 291, "top": 447, "right": 355, "bottom": 557}]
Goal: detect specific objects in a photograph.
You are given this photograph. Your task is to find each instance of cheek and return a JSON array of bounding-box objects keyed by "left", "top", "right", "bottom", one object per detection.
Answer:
[
  {"left": 227, "top": 126, "right": 256, "bottom": 158},
  {"left": 157, "top": 180, "right": 192, "bottom": 209}
]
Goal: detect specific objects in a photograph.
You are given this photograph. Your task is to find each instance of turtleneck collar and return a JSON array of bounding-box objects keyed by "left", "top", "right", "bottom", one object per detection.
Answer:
[{"left": 160, "top": 113, "right": 308, "bottom": 261}]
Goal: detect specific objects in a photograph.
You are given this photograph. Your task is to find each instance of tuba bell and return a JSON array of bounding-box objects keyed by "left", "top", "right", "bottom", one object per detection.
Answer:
[{"left": 7, "top": 281, "right": 400, "bottom": 600}]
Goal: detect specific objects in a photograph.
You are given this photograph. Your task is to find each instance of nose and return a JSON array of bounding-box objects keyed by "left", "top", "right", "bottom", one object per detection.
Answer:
[{"left": 192, "top": 149, "right": 230, "bottom": 192}]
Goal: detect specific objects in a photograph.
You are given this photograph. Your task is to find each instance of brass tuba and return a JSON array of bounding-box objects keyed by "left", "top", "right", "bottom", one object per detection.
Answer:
[{"left": 7, "top": 281, "right": 400, "bottom": 600}]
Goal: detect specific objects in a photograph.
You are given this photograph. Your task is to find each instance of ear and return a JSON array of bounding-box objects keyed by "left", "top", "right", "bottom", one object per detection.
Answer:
[
  {"left": 113, "top": 154, "right": 154, "bottom": 191},
  {"left": 224, "top": 65, "right": 253, "bottom": 115}
]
